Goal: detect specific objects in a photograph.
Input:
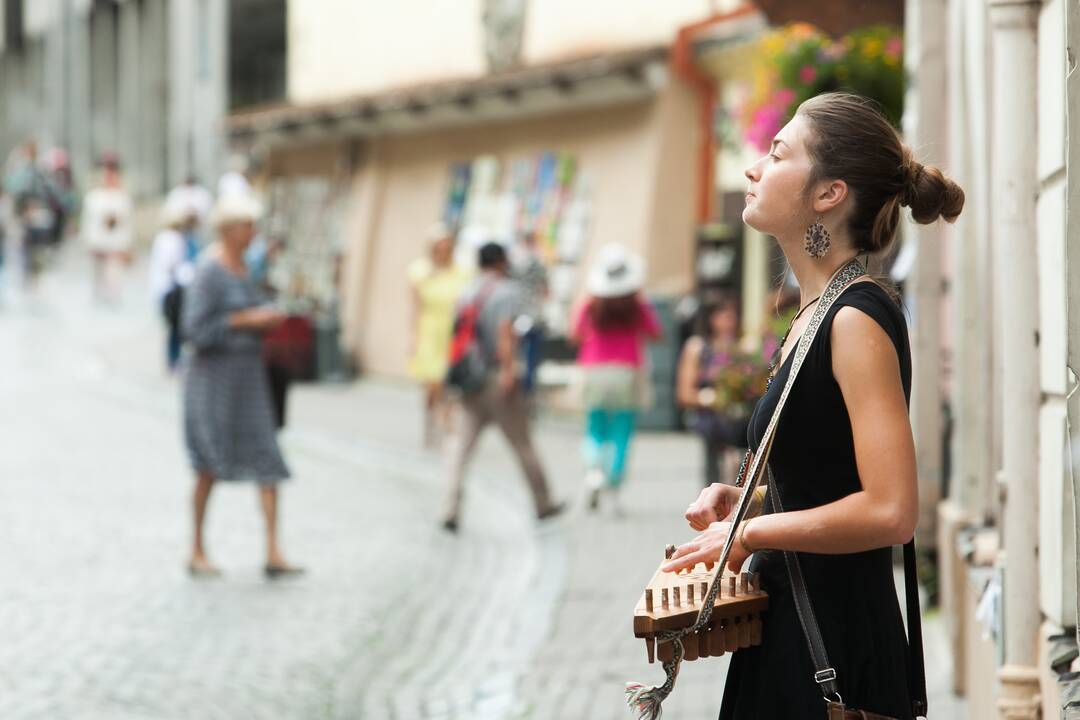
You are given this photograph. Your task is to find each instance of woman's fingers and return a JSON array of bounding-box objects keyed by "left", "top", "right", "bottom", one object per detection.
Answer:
[
  {"left": 662, "top": 546, "right": 714, "bottom": 574},
  {"left": 667, "top": 542, "right": 699, "bottom": 562}
]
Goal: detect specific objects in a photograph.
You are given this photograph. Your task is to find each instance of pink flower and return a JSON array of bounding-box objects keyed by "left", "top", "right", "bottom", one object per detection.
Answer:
[
  {"left": 799, "top": 65, "right": 817, "bottom": 84},
  {"left": 746, "top": 104, "right": 785, "bottom": 152},
  {"left": 885, "top": 36, "right": 903, "bottom": 59},
  {"left": 774, "top": 88, "right": 796, "bottom": 106}
]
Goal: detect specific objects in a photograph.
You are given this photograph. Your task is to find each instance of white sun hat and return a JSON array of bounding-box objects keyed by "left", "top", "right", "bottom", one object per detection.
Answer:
[
  {"left": 586, "top": 243, "right": 646, "bottom": 298},
  {"left": 211, "top": 192, "right": 263, "bottom": 228},
  {"left": 160, "top": 197, "right": 195, "bottom": 228}
]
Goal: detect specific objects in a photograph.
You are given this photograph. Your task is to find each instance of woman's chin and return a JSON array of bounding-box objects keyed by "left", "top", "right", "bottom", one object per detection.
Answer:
[{"left": 741, "top": 206, "right": 761, "bottom": 230}]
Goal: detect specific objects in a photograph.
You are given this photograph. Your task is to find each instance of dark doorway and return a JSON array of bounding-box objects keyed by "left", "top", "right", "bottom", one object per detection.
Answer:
[{"left": 229, "top": 0, "right": 287, "bottom": 110}]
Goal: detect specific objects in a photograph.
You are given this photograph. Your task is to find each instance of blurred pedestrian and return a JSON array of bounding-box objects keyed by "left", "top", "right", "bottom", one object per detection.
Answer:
[
  {"left": 149, "top": 199, "right": 199, "bottom": 372},
  {"left": 218, "top": 154, "right": 254, "bottom": 199},
  {"left": 181, "top": 192, "right": 301, "bottom": 578},
  {"left": 407, "top": 222, "right": 469, "bottom": 448},
  {"left": 442, "top": 242, "right": 565, "bottom": 532},
  {"left": 166, "top": 175, "right": 214, "bottom": 231},
  {"left": 512, "top": 230, "right": 549, "bottom": 396},
  {"left": 4, "top": 140, "right": 62, "bottom": 289},
  {"left": 676, "top": 294, "right": 749, "bottom": 486},
  {"left": 42, "top": 147, "right": 77, "bottom": 247},
  {"left": 571, "top": 243, "right": 661, "bottom": 514},
  {"left": 81, "top": 152, "right": 134, "bottom": 303}
]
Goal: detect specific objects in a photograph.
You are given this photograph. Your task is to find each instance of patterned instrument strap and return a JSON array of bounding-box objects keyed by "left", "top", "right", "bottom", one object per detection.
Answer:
[{"left": 626, "top": 259, "right": 866, "bottom": 720}]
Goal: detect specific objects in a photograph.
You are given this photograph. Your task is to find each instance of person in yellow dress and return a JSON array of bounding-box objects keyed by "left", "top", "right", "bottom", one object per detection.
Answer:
[{"left": 408, "top": 222, "right": 470, "bottom": 447}]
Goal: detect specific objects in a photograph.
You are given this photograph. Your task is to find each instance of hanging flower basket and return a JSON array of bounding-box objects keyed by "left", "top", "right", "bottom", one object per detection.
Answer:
[{"left": 734, "top": 23, "right": 905, "bottom": 153}]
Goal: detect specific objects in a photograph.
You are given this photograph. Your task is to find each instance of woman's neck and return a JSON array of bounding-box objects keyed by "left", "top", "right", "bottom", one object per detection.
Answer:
[
  {"left": 778, "top": 234, "right": 859, "bottom": 305},
  {"left": 709, "top": 334, "right": 735, "bottom": 351},
  {"left": 215, "top": 242, "right": 247, "bottom": 273}
]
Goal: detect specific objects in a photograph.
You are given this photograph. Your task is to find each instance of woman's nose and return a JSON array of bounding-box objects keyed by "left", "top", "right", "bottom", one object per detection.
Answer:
[{"left": 744, "top": 163, "right": 759, "bottom": 182}]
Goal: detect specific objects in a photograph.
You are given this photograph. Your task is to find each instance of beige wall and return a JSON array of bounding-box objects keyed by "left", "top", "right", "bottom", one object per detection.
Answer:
[
  {"left": 320, "top": 80, "right": 698, "bottom": 378},
  {"left": 288, "top": 0, "right": 486, "bottom": 103},
  {"left": 286, "top": 1, "right": 720, "bottom": 104},
  {"left": 523, "top": 1, "right": 714, "bottom": 63}
]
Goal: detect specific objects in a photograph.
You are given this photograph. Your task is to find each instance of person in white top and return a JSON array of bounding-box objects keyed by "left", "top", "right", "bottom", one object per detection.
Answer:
[
  {"left": 81, "top": 153, "right": 134, "bottom": 303},
  {"left": 217, "top": 154, "right": 254, "bottom": 199},
  {"left": 165, "top": 175, "right": 213, "bottom": 228},
  {"left": 149, "top": 198, "right": 199, "bottom": 370}
]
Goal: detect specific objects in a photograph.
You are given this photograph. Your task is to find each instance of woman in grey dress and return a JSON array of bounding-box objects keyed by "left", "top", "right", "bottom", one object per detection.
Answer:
[{"left": 182, "top": 193, "right": 301, "bottom": 578}]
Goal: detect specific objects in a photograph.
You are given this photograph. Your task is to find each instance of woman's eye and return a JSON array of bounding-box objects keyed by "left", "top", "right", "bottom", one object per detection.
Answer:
[{"left": 769, "top": 153, "right": 780, "bottom": 161}]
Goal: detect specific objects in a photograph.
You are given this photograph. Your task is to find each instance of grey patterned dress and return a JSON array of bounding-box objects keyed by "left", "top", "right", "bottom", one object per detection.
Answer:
[{"left": 181, "top": 255, "right": 291, "bottom": 484}]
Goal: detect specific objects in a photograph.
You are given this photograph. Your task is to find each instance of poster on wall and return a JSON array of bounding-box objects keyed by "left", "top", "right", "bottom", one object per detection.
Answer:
[
  {"left": 263, "top": 176, "right": 347, "bottom": 317},
  {"left": 442, "top": 150, "right": 592, "bottom": 335}
]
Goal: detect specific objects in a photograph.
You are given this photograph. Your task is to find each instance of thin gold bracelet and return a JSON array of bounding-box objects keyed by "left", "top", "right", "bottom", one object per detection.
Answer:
[{"left": 738, "top": 518, "right": 756, "bottom": 554}]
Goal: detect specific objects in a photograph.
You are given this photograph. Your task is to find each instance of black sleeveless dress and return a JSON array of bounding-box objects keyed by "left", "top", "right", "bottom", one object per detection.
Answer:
[{"left": 718, "top": 282, "right": 915, "bottom": 720}]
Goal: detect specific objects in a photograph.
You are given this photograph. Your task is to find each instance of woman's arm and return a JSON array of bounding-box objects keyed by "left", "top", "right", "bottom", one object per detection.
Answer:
[
  {"left": 676, "top": 337, "right": 705, "bottom": 408},
  {"left": 664, "top": 306, "right": 918, "bottom": 573},
  {"left": 408, "top": 285, "right": 422, "bottom": 357},
  {"left": 568, "top": 298, "right": 589, "bottom": 344}
]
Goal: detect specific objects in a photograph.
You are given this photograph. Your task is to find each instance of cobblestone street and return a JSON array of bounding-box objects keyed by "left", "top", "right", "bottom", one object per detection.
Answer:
[{"left": 0, "top": 254, "right": 965, "bottom": 719}]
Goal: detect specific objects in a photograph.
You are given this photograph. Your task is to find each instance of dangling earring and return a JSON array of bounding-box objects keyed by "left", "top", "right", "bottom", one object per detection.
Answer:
[{"left": 804, "top": 216, "right": 831, "bottom": 258}]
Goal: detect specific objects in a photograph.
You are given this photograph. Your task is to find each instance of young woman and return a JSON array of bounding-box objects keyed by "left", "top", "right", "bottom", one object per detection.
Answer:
[
  {"left": 571, "top": 244, "right": 662, "bottom": 514},
  {"left": 407, "top": 222, "right": 469, "bottom": 448},
  {"left": 182, "top": 193, "right": 301, "bottom": 578},
  {"left": 662, "top": 92, "right": 963, "bottom": 718},
  {"left": 81, "top": 152, "right": 134, "bottom": 303},
  {"left": 676, "top": 295, "right": 748, "bottom": 486}
]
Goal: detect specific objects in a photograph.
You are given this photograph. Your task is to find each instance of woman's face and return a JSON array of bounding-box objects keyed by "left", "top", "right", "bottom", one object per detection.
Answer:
[
  {"left": 221, "top": 220, "right": 256, "bottom": 251},
  {"left": 742, "top": 115, "right": 816, "bottom": 238},
  {"left": 710, "top": 305, "right": 738, "bottom": 340},
  {"left": 431, "top": 237, "right": 454, "bottom": 266}
]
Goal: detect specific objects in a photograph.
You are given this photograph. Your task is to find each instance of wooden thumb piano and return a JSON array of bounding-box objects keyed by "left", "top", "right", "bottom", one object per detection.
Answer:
[{"left": 633, "top": 544, "right": 768, "bottom": 665}]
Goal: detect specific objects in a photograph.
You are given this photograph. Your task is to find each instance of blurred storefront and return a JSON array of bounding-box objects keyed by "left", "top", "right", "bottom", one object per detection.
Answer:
[{"left": 228, "top": 2, "right": 729, "bottom": 383}]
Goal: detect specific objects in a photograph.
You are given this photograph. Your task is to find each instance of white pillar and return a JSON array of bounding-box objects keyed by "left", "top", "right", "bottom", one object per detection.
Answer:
[
  {"left": 1065, "top": 0, "right": 1080, "bottom": 657},
  {"left": 138, "top": 0, "right": 168, "bottom": 194},
  {"left": 68, "top": 4, "right": 92, "bottom": 185},
  {"left": 168, "top": 0, "right": 228, "bottom": 189},
  {"left": 989, "top": 1, "right": 1041, "bottom": 717},
  {"left": 89, "top": 4, "right": 118, "bottom": 159},
  {"left": 44, "top": 8, "right": 67, "bottom": 147},
  {"left": 116, "top": 0, "right": 141, "bottom": 195},
  {"left": 904, "top": 0, "right": 948, "bottom": 546}
]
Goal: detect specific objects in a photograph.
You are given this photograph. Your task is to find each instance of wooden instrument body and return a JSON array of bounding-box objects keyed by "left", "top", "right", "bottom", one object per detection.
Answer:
[{"left": 633, "top": 561, "right": 768, "bottom": 663}]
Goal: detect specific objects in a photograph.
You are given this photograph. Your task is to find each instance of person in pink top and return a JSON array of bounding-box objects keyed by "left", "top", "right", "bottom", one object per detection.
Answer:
[{"left": 571, "top": 244, "right": 662, "bottom": 513}]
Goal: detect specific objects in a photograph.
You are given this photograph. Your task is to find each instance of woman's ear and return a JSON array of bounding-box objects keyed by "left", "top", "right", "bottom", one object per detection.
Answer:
[{"left": 813, "top": 179, "right": 848, "bottom": 215}]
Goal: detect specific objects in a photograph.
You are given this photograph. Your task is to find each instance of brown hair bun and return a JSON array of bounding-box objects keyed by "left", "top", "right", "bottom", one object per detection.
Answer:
[{"left": 900, "top": 156, "right": 965, "bottom": 225}]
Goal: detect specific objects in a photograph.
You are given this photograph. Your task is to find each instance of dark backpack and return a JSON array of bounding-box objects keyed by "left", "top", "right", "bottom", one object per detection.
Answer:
[{"left": 445, "top": 282, "right": 497, "bottom": 394}]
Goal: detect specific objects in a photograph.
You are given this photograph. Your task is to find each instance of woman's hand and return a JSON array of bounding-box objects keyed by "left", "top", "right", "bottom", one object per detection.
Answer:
[
  {"left": 231, "top": 307, "right": 287, "bottom": 331},
  {"left": 686, "top": 482, "right": 742, "bottom": 531},
  {"left": 661, "top": 520, "right": 753, "bottom": 575}
]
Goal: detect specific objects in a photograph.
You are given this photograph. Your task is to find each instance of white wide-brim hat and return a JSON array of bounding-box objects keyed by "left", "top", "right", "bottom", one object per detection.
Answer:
[
  {"left": 211, "top": 192, "right": 263, "bottom": 228},
  {"left": 587, "top": 243, "right": 646, "bottom": 298},
  {"left": 160, "top": 197, "right": 194, "bottom": 228}
]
